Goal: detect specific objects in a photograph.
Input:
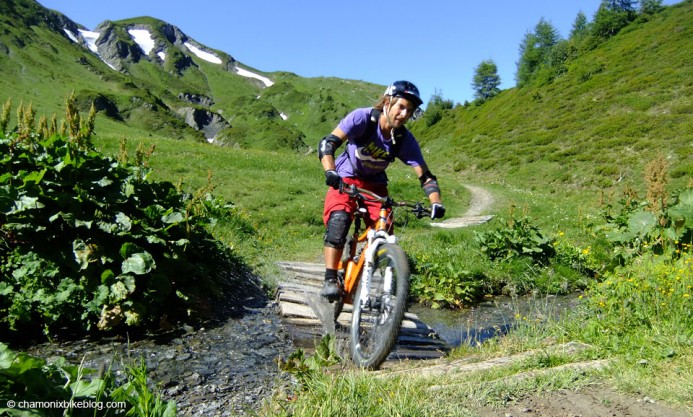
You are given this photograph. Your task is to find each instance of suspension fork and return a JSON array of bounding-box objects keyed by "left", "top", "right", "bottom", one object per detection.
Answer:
[{"left": 358, "top": 203, "right": 399, "bottom": 303}]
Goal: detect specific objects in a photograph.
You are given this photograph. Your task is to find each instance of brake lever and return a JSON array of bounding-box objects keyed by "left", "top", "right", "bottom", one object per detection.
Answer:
[{"left": 412, "top": 202, "right": 429, "bottom": 219}]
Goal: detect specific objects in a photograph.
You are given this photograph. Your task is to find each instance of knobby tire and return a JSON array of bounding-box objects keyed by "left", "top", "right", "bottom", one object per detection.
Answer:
[{"left": 349, "top": 243, "right": 409, "bottom": 370}]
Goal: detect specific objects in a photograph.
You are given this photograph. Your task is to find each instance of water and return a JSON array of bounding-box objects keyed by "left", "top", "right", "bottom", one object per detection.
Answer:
[{"left": 409, "top": 293, "right": 582, "bottom": 347}]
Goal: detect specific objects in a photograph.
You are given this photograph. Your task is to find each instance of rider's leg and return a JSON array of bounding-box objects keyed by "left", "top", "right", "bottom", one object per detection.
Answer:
[
  {"left": 322, "top": 210, "right": 351, "bottom": 299},
  {"left": 324, "top": 246, "right": 342, "bottom": 270}
]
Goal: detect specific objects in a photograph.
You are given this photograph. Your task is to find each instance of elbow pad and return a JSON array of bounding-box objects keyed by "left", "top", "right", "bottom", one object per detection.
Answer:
[
  {"left": 419, "top": 171, "right": 440, "bottom": 197},
  {"left": 318, "top": 134, "right": 343, "bottom": 160}
]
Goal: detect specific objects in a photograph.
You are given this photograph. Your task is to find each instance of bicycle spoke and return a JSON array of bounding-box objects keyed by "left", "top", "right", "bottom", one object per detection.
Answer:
[{"left": 350, "top": 243, "right": 410, "bottom": 369}]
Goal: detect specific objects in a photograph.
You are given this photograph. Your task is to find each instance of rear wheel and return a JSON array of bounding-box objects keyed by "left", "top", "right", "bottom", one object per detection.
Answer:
[{"left": 349, "top": 243, "right": 409, "bottom": 370}]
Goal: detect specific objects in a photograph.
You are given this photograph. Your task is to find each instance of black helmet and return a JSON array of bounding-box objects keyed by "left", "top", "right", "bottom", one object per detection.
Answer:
[{"left": 385, "top": 80, "right": 423, "bottom": 108}]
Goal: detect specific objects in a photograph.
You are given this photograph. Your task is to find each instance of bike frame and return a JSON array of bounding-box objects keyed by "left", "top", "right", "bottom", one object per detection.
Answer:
[{"left": 337, "top": 186, "right": 413, "bottom": 304}]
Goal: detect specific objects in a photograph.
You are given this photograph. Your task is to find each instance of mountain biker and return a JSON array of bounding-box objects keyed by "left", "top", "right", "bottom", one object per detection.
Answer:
[{"left": 318, "top": 80, "right": 445, "bottom": 300}]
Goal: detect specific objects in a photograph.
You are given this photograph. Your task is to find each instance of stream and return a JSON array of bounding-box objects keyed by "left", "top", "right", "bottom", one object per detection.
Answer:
[
  {"left": 15, "top": 288, "right": 582, "bottom": 416},
  {"left": 409, "top": 293, "right": 583, "bottom": 347}
]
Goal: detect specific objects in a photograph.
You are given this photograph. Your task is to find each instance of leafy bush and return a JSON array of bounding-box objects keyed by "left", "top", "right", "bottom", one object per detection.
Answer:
[
  {"left": 422, "top": 92, "right": 454, "bottom": 127},
  {"left": 573, "top": 161, "right": 693, "bottom": 351},
  {"left": 0, "top": 99, "right": 248, "bottom": 340},
  {"left": 410, "top": 252, "right": 484, "bottom": 309},
  {"left": 278, "top": 335, "right": 341, "bottom": 388},
  {"left": 0, "top": 342, "right": 175, "bottom": 417},
  {"left": 474, "top": 215, "right": 556, "bottom": 265},
  {"left": 598, "top": 187, "right": 693, "bottom": 265},
  {"left": 580, "top": 252, "right": 692, "bottom": 343}
]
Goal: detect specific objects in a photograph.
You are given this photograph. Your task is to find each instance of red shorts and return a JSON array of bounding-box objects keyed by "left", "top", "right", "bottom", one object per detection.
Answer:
[{"left": 323, "top": 178, "right": 388, "bottom": 225}]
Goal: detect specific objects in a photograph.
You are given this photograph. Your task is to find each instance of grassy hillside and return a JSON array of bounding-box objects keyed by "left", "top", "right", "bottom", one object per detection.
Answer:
[{"left": 411, "top": 0, "right": 691, "bottom": 193}]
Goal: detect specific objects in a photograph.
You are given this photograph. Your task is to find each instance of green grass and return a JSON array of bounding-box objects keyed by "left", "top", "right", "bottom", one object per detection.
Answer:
[{"left": 2, "top": 0, "right": 692, "bottom": 415}]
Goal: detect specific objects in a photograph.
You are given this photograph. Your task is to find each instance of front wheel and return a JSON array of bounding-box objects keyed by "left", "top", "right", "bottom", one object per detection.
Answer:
[{"left": 349, "top": 243, "right": 409, "bottom": 370}]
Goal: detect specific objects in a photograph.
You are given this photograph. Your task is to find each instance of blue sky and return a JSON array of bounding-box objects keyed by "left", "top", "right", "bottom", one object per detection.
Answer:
[{"left": 38, "top": 0, "right": 681, "bottom": 106}]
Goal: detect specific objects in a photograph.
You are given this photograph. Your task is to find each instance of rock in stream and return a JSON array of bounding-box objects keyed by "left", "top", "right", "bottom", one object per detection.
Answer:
[{"left": 19, "top": 294, "right": 299, "bottom": 416}]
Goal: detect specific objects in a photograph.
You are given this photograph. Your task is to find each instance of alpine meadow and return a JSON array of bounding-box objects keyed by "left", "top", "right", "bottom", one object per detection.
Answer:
[{"left": 0, "top": 0, "right": 691, "bottom": 416}]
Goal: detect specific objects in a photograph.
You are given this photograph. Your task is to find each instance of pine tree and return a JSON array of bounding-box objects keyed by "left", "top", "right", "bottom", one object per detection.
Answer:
[
  {"left": 570, "top": 11, "right": 589, "bottom": 40},
  {"left": 472, "top": 60, "right": 501, "bottom": 101},
  {"left": 515, "top": 18, "right": 560, "bottom": 87}
]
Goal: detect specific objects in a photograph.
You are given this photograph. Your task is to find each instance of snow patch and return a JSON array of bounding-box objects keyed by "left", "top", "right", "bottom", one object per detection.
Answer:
[
  {"left": 184, "top": 42, "right": 222, "bottom": 64},
  {"left": 128, "top": 29, "right": 155, "bottom": 55},
  {"left": 235, "top": 66, "right": 274, "bottom": 87},
  {"left": 76, "top": 29, "right": 116, "bottom": 70},
  {"left": 78, "top": 29, "right": 100, "bottom": 54},
  {"left": 63, "top": 28, "right": 78, "bottom": 43}
]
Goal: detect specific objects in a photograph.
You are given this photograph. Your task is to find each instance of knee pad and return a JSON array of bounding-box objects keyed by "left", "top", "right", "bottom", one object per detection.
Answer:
[{"left": 323, "top": 210, "right": 352, "bottom": 249}]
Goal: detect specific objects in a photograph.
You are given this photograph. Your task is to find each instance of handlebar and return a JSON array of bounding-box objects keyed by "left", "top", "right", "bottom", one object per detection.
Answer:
[{"left": 340, "top": 184, "right": 431, "bottom": 219}]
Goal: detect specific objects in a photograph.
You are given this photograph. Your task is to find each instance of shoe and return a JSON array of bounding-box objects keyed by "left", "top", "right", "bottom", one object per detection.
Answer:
[{"left": 320, "top": 278, "right": 341, "bottom": 301}]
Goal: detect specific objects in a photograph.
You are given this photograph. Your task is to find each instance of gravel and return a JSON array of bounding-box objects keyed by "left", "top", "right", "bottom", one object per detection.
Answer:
[{"left": 19, "top": 278, "right": 299, "bottom": 416}]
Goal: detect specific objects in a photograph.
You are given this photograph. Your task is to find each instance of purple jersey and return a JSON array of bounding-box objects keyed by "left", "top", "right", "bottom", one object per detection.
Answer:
[{"left": 334, "top": 108, "right": 426, "bottom": 184}]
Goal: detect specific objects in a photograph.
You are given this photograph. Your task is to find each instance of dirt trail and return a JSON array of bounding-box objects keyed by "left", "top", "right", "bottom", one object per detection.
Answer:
[
  {"left": 431, "top": 184, "right": 495, "bottom": 228},
  {"left": 474, "top": 385, "right": 691, "bottom": 417}
]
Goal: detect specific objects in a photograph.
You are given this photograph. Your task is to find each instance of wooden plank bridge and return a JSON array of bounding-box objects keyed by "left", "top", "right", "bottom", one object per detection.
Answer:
[{"left": 275, "top": 261, "right": 452, "bottom": 363}]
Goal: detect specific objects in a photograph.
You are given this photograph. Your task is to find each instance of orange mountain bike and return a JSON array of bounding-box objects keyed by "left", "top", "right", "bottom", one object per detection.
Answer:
[{"left": 331, "top": 184, "right": 430, "bottom": 370}]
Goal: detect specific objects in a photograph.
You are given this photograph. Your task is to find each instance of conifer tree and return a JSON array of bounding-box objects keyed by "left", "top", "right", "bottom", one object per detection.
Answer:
[
  {"left": 472, "top": 60, "right": 501, "bottom": 101},
  {"left": 570, "top": 11, "right": 589, "bottom": 40},
  {"left": 516, "top": 18, "right": 560, "bottom": 87}
]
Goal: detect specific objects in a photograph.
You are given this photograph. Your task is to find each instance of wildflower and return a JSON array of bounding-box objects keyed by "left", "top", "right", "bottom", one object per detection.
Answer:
[{"left": 684, "top": 294, "right": 690, "bottom": 298}]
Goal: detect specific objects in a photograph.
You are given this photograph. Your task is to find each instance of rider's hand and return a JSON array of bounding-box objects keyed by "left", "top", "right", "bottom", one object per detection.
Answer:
[
  {"left": 325, "top": 170, "right": 342, "bottom": 190},
  {"left": 430, "top": 203, "right": 446, "bottom": 220}
]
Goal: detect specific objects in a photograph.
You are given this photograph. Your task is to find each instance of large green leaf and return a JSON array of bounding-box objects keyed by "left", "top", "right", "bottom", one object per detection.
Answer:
[
  {"left": 7, "top": 195, "right": 44, "bottom": 214},
  {"left": 627, "top": 210, "right": 657, "bottom": 236},
  {"left": 115, "top": 212, "right": 132, "bottom": 232},
  {"left": 69, "top": 378, "right": 105, "bottom": 398},
  {"left": 669, "top": 189, "right": 693, "bottom": 228},
  {"left": 72, "top": 239, "right": 91, "bottom": 270},
  {"left": 121, "top": 252, "right": 155, "bottom": 275},
  {"left": 161, "top": 210, "right": 185, "bottom": 224},
  {"left": 21, "top": 169, "right": 46, "bottom": 186}
]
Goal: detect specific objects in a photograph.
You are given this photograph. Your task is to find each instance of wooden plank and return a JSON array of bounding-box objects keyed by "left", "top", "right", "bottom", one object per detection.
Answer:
[
  {"left": 280, "top": 271, "right": 324, "bottom": 283},
  {"left": 276, "top": 282, "right": 321, "bottom": 294},
  {"left": 279, "top": 301, "right": 318, "bottom": 319},
  {"left": 276, "top": 261, "right": 453, "bottom": 360},
  {"left": 276, "top": 261, "right": 325, "bottom": 276},
  {"left": 284, "top": 317, "right": 322, "bottom": 326}
]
